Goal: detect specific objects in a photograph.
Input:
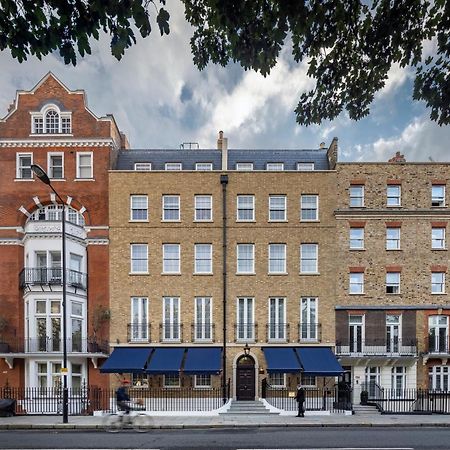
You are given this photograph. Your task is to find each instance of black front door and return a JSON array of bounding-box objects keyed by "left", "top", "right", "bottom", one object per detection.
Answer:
[{"left": 236, "top": 355, "right": 255, "bottom": 400}]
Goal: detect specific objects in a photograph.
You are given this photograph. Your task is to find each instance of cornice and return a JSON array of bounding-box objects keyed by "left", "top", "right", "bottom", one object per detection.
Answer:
[
  {"left": 0, "top": 138, "right": 117, "bottom": 149},
  {"left": 335, "top": 208, "right": 450, "bottom": 219}
]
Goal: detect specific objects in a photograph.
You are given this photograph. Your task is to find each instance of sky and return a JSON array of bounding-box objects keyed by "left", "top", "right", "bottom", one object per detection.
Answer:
[{"left": 0, "top": 3, "right": 448, "bottom": 163}]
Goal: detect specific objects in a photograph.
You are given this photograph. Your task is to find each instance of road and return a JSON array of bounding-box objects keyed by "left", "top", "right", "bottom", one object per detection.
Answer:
[{"left": 1, "top": 427, "right": 450, "bottom": 449}]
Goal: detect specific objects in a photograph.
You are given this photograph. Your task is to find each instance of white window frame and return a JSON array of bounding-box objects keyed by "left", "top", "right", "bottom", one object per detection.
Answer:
[
  {"left": 194, "top": 195, "right": 212, "bottom": 222},
  {"left": 432, "top": 185, "right": 446, "bottom": 207},
  {"left": 76, "top": 152, "right": 93, "bottom": 179},
  {"left": 266, "top": 163, "right": 284, "bottom": 171},
  {"left": 194, "top": 297, "right": 212, "bottom": 342},
  {"left": 386, "top": 272, "right": 401, "bottom": 294},
  {"left": 429, "top": 366, "right": 449, "bottom": 390},
  {"left": 162, "top": 195, "right": 180, "bottom": 221},
  {"left": 268, "top": 243, "right": 286, "bottom": 274},
  {"left": 387, "top": 185, "right": 401, "bottom": 207},
  {"left": 300, "top": 243, "right": 318, "bottom": 274},
  {"left": 432, "top": 227, "right": 446, "bottom": 249},
  {"left": 236, "top": 244, "right": 255, "bottom": 274},
  {"left": 163, "top": 296, "right": 180, "bottom": 342},
  {"left": 16, "top": 152, "right": 33, "bottom": 179},
  {"left": 432, "top": 272, "right": 446, "bottom": 294},
  {"left": 134, "top": 162, "right": 152, "bottom": 171},
  {"left": 47, "top": 152, "right": 64, "bottom": 179},
  {"left": 349, "top": 272, "right": 364, "bottom": 294},
  {"left": 349, "top": 185, "right": 364, "bottom": 207},
  {"left": 165, "top": 162, "right": 182, "bottom": 171},
  {"left": 386, "top": 227, "right": 401, "bottom": 250},
  {"left": 194, "top": 374, "right": 212, "bottom": 388},
  {"left": 130, "top": 297, "right": 149, "bottom": 342},
  {"left": 300, "top": 297, "right": 318, "bottom": 341},
  {"left": 237, "top": 195, "right": 255, "bottom": 222},
  {"left": 130, "top": 244, "right": 148, "bottom": 274},
  {"left": 194, "top": 243, "right": 212, "bottom": 274},
  {"left": 31, "top": 105, "right": 71, "bottom": 135},
  {"left": 236, "top": 297, "right": 254, "bottom": 341},
  {"left": 195, "top": 163, "right": 213, "bottom": 171},
  {"left": 300, "top": 195, "right": 319, "bottom": 221},
  {"left": 268, "top": 373, "right": 286, "bottom": 387},
  {"left": 268, "top": 297, "right": 286, "bottom": 341},
  {"left": 130, "top": 195, "right": 148, "bottom": 221},
  {"left": 163, "top": 243, "right": 181, "bottom": 274},
  {"left": 350, "top": 228, "right": 364, "bottom": 250},
  {"left": 297, "top": 162, "right": 314, "bottom": 171},
  {"left": 391, "top": 366, "right": 406, "bottom": 395},
  {"left": 236, "top": 162, "right": 253, "bottom": 171},
  {"left": 269, "top": 195, "right": 287, "bottom": 221}
]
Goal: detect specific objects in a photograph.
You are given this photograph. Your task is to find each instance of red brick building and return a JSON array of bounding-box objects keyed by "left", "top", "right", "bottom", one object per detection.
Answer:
[{"left": 0, "top": 73, "right": 126, "bottom": 391}]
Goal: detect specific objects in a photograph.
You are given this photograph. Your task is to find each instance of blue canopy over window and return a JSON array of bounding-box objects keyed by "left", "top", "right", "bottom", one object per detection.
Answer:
[
  {"left": 146, "top": 347, "right": 185, "bottom": 374},
  {"left": 262, "top": 347, "right": 301, "bottom": 373},
  {"left": 183, "top": 347, "right": 222, "bottom": 375},
  {"left": 295, "top": 347, "right": 344, "bottom": 376},
  {"left": 100, "top": 347, "right": 153, "bottom": 373}
]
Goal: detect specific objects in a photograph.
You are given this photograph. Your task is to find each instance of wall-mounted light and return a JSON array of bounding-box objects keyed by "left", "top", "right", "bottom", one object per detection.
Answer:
[{"left": 243, "top": 343, "right": 250, "bottom": 356}]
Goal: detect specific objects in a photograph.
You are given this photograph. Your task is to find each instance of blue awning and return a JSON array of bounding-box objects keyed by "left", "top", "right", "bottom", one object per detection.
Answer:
[
  {"left": 262, "top": 347, "right": 301, "bottom": 373},
  {"left": 100, "top": 347, "right": 153, "bottom": 373},
  {"left": 146, "top": 347, "right": 185, "bottom": 374},
  {"left": 183, "top": 347, "right": 222, "bottom": 375},
  {"left": 295, "top": 347, "right": 343, "bottom": 376}
]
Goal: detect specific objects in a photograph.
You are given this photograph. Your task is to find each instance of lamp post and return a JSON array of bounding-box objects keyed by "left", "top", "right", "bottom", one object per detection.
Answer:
[{"left": 31, "top": 164, "right": 69, "bottom": 424}]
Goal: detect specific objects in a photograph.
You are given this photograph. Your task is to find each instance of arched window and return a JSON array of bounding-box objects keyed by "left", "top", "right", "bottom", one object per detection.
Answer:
[
  {"left": 29, "top": 205, "right": 85, "bottom": 226},
  {"left": 45, "top": 109, "right": 60, "bottom": 134}
]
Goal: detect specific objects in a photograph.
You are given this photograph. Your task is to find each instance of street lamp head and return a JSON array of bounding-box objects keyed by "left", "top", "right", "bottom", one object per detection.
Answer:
[
  {"left": 243, "top": 343, "right": 250, "bottom": 356},
  {"left": 31, "top": 164, "right": 51, "bottom": 185}
]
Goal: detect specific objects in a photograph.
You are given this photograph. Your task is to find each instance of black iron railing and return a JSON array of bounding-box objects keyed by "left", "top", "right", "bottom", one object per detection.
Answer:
[
  {"left": 298, "top": 322, "right": 321, "bottom": 342},
  {"left": 266, "top": 323, "right": 290, "bottom": 342},
  {"left": 0, "top": 337, "right": 108, "bottom": 354},
  {"left": 159, "top": 322, "right": 183, "bottom": 342},
  {"left": 127, "top": 323, "right": 151, "bottom": 342},
  {"left": 335, "top": 338, "right": 417, "bottom": 356},
  {"left": 19, "top": 268, "right": 87, "bottom": 290},
  {"left": 427, "top": 334, "right": 449, "bottom": 354},
  {"left": 191, "top": 323, "right": 215, "bottom": 342},
  {"left": 234, "top": 322, "right": 258, "bottom": 342}
]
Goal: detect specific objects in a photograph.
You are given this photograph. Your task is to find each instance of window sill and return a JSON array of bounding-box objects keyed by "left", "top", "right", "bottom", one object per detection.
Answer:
[
  {"left": 194, "top": 220, "right": 213, "bottom": 223},
  {"left": 129, "top": 220, "right": 149, "bottom": 223},
  {"left": 14, "top": 178, "right": 35, "bottom": 182},
  {"left": 268, "top": 272, "right": 288, "bottom": 276},
  {"left": 300, "top": 272, "right": 320, "bottom": 276},
  {"left": 161, "top": 272, "right": 182, "bottom": 276},
  {"left": 432, "top": 248, "right": 448, "bottom": 251},
  {"left": 431, "top": 205, "right": 446, "bottom": 208},
  {"left": 268, "top": 220, "right": 288, "bottom": 223},
  {"left": 386, "top": 293, "right": 401, "bottom": 295},
  {"left": 29, "top": 133, "right": 74, "bottom": 137},
  {"left": 349, "top": 248, "right": 365, "bottom": 251},
  {"left": 348, "top": 206, "right": 365, "bottom": 209},
  {"left": 349, "top": 292, "right": 365, "bottom": 295},
  {"left": 386, "top": 249, "right": 402, "bottom": 251},
  {"left": 431, "top": 292, "right": 446, "bottom": 295},
  {"left": 386, "top": 205, "right": 402, "bottom": 208},
  {"left": 74, "top": 178, "right": 95, "bottom": 182},
  {"left": 49, "top": 178, "right": 66, "bottom": 182},
  {"left": 193, "top": 273, "right": 213, "bottom": 276},
  {"left": 236, "top": 272, "right": 256, "bottom": 276},
  {"left": 129, "top": 272, "right": 149, "bottom": 276},
  {"left": 161, "top": 220, "right": 181, "bottom": 223},
  {"left": 300, "top": 220, "right": 320, "bottom": 223},
  {"left": 236, "top": 220, "right": 256, "bottom": 223}
]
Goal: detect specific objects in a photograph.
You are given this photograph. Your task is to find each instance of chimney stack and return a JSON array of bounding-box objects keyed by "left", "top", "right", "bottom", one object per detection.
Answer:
[
  {"left": 388, "top": 151, "right": 406, "bottom": 163},
  {"left": 217, "top": 130, "right": 228, "bottom": 171}
]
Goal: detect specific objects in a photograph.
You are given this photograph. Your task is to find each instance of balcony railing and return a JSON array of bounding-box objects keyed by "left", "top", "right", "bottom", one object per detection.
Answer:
[
  {"left": 427, "top": 334, "right": 450, "bottom": 354},
  {"left": 191, "top": 323, "right": 215, "bottom": 342},
  {"left": 266, "top": 323, "right": 290, "bottom": 342},
  {"left": 336, "top": 338, "right": 417, "bottom": 356},
  {"left": 234, "top": 323, "right": 258, "bottom": 342},
  {"left": 298, "top": 322, "right": 322, "bottom": 342},
  {"left": 0, "top": 337, "right": 108, "bottom": 354},
  {"left": 127, "top": 323, "right": 151, "bottom": 342},
  {"left": 19, "top": 268, "right": 87, "bottom": 290},
  {"left": 159, "top": 322, "right": 183, "bottom": 342}
]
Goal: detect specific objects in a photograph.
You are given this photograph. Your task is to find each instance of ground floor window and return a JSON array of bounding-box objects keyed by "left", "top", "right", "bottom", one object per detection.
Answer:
[
  {"left": 33, "top": 361, "right": 85, "bottom": 389},
  {"left": 268, "top": 373, "right": 286, "bottom": 387},
  {"left": 301, "top": 374, "right": 316, "bottom": 387},
  {"left": 364, "top": 366, "right": 381, "bottom": 397},
  {"left": 164, "top": 374, "right": 180, "bottom": 388},
  {"left": 429, "top": 365, "right": 449, "bottom": 390},
  {"left": 194, "top": 374, "right": 211, "bottom": 388},
  {"left": 391, "top": 366, "right": 406, "bottom": 396},
  {"left": 131, "top": 373, "right": 150, "bottom": 388}
]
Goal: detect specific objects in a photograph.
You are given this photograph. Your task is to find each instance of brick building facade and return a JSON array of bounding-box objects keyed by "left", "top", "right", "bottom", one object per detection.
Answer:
[{"left": 0, "top": 73, "right": 126, "bottom": 391}]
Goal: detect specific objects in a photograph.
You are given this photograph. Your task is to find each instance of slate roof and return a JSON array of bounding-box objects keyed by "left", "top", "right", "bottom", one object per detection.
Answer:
[{"left": 115, "top": 148, "right": 330, "bottom": 171}]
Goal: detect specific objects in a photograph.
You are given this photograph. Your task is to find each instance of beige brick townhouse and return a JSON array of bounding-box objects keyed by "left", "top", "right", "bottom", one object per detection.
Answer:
[
  {"left": 335, "top": 157, "right": 450, "bottom": 401},
  {"left": 104, "top": 135, "right": 343, "bottom": 399}
]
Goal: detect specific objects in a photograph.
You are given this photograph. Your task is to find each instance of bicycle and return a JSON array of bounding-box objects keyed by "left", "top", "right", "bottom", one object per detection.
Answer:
[{"left": 103, "top": 403, "right": 152, "bottom": 432}]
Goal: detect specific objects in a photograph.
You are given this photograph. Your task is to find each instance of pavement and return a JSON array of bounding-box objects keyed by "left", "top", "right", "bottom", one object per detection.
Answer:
[{"left": 1, "top": 412, "right": 450, "bottom": 430}]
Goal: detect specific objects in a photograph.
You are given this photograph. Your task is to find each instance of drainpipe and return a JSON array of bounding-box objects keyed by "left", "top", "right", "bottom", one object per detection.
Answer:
[{"left": 220, "top": 173, "right": 229, "bottom": 404}]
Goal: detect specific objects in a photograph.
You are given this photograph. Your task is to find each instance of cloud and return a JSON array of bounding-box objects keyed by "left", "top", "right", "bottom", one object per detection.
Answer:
[{"left": 375, "top": 63, "right": 413, "bottom": 100}]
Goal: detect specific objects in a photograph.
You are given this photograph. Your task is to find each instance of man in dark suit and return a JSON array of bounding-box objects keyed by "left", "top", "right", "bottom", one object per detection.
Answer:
[{"left": 295, "top": 385, "right": 305, "bottom": 417}]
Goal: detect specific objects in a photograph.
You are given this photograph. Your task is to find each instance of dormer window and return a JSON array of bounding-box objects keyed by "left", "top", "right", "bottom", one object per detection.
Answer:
[{"left": 31, "top": 105, "right": 72, "bottom": 134}]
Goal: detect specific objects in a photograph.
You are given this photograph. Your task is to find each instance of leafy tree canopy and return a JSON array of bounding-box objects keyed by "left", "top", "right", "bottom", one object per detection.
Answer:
[{"left": 0, "top": 0, "right": 448, "bottom": 126}]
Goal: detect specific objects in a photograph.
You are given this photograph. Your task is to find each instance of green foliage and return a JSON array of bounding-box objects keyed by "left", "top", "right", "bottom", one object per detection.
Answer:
[
  {"left": 0, "top": 0, "right": 448, "bottom": 126},
  {"left": 183, "top": 0, "right": 449, "bottom": 126},
  {"left": 0, "top": 0, "right": 170, "bottom": 65}
]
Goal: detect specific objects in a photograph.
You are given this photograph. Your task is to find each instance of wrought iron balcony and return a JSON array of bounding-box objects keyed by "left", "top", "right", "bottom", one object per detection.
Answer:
[
  {"left": 298, "top": 322, "right": 322, "bottom": 342},
  {"left": 0, "top": 336, "right": 108, "bottom": 354},
  {"left": 19, "top": 267, "right": 87, "bottom": 290},
  {"left": 427, "top": 334, "right": 450, "bottom": 354},
  {"left": 159, "top": 322, "right": 183, "bottom": 342},
  {"left": 191, "top": 323, "right": 215, "bottom": 342},
  {"left": 234, "top": 322, "right": 258, "bottom": 342},
  {"left": 266, "top": 323, "right": 290, "bottom": 342},
  {"left": 127, "top": 323, "right": 151, "bottom": 342},
  {"left": 336, "top": 338, "right": 417, "bottom": 356}
]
